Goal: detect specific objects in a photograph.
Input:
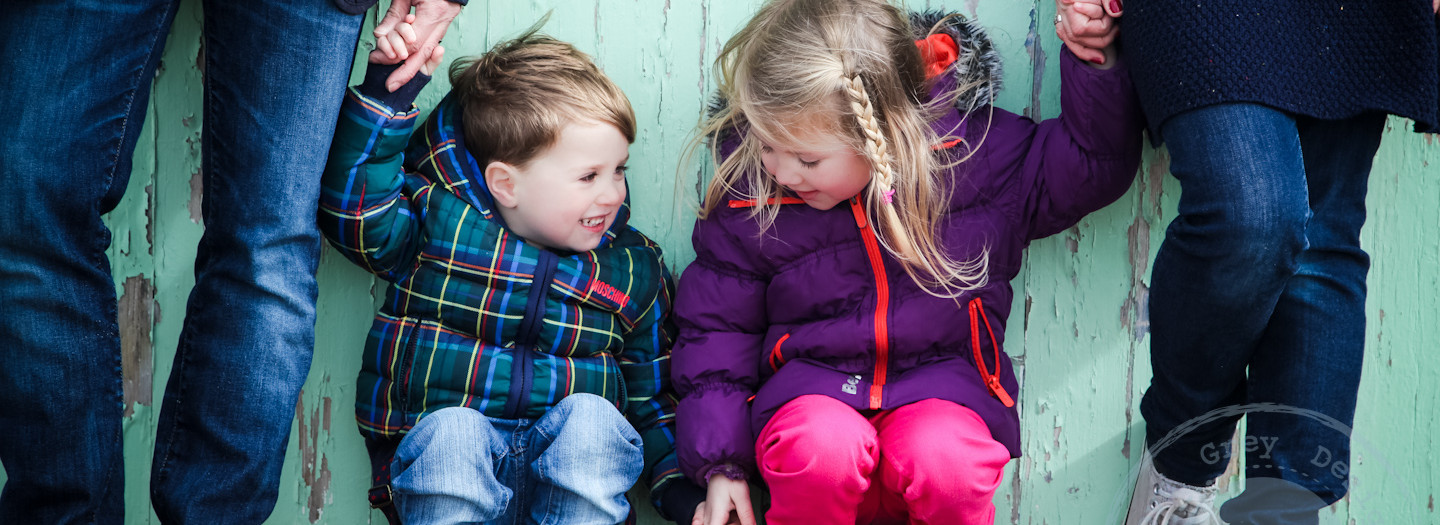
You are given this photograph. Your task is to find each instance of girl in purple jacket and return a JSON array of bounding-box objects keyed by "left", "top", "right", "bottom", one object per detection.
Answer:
[{"left": 672, "top": 1, "right": 1142, "bottom": 523}]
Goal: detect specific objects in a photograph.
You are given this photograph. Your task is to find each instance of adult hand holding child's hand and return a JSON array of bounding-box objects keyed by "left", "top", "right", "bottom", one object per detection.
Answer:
[
  {"left": 1055, "top": 0, "right": 1122, "bottom": 66},
  {"left": 371, "top": 0, "right": 463, "bottom": 91}
]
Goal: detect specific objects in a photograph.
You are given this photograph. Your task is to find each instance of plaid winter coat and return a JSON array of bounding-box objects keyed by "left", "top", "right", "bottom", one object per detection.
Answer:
[{"left": 318, "top": 86, "right": 683, "bottom": 502}]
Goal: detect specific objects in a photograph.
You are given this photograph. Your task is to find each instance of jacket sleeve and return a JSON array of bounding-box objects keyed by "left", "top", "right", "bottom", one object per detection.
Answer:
[
  {"left": 316, "top": 76, "right": 432, "bottom": 281},
  {"left": 1009, "top": 47, "right": 1145, "bottom": 241},
  {"left": 671, "top": 210, "right": 769, "bottom": 485},
  {"left": 614, "top": 257, "right": 696, "bottom": 519}
]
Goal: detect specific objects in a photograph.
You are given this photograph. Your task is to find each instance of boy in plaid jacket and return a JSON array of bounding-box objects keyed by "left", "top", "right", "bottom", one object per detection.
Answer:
[{"left": 318, "top": 22, "right": 703, "bottom": 524}]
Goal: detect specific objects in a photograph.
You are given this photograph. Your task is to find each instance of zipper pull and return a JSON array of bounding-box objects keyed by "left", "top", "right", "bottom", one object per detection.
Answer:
[{"left": 986, "top": 376, "right": 1015, "bottom": 407}]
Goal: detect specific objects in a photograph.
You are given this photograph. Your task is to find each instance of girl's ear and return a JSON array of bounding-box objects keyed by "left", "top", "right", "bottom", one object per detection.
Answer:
[{"left": 485, "top": 161, "right": 521, "bottom": 208}]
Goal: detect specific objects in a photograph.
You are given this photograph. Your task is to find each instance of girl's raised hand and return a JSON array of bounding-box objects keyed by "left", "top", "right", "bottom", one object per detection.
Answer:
[
  {"left": 693, "top": 475, "right": 755, "bottom": 525},
  {"left": 1055, "top": 0, "right": 1121, "bottom": 65}
]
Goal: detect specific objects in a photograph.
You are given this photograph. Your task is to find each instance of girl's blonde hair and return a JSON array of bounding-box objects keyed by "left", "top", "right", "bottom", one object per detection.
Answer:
[{"left": 691, "top": 0, "right": 988, "bottom": 297}]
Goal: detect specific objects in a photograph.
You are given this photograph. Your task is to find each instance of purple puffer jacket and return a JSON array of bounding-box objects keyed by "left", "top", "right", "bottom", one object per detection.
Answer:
[{"left": 672, "top": 13, "right": 1144, "bottom": 484}]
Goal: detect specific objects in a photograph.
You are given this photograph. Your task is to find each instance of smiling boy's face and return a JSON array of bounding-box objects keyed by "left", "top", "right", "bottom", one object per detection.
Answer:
[{"left": 493, "top": 120, "right": 630, "bottom": 253}]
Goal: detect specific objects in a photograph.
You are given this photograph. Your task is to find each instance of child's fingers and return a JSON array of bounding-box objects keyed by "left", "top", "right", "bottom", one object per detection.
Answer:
[
  {"left": 1068, "top": 1, "right": 1106, "bottom": 19},
  {"left": 707, "top": 500, "right": 731, "bottom": 525},
  {"left": 734, "top": 501, "right": 757, "bottom": 525},
  {"left": 372, "top": 0, "right": 412, "bottom": 39},
  {"left": 373, "top": 29, "right": 395, "bottom": 60},
  {"left": 397, "top": 22, "right": 418, "bottom": 49},
  {"left": 386, "top": 31, "right": 410, "bottom": 61}
]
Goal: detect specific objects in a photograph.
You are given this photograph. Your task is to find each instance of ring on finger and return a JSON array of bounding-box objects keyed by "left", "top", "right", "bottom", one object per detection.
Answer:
[{"left": 1055, "top": 13, "right": 1063, "bottom": 25}]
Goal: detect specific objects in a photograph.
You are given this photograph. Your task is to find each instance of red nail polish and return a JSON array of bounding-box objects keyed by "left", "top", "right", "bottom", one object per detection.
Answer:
[
  {"left": 1089, "top": 57, "right": 1105, "bottom": 65},
  {"left": 1110, "top": 0, "right": 1122, "bottom": 12}
]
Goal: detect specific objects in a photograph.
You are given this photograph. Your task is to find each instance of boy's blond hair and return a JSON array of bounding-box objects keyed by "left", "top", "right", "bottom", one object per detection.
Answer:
[
  {"left": 692, "top": 0, "right": 989, "bottom": 297},
  {"left": 450, "top": 29, "right": 635, "bottom": 167}
]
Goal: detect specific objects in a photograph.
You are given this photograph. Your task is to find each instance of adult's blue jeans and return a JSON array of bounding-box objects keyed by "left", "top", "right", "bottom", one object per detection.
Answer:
[
  {"left": 0, "top": 1, "right": 362, "bottom": 522},
  {"left": 389, "top": 395, "right": 644, "bottom": 525},
  {"left": 1142, "top": 103, "right": 1386, "bottom": 524}
]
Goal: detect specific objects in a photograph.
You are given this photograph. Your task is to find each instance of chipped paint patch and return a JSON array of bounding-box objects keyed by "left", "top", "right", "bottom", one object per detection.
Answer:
[
  {"left": 188, "top": 169, "right": 203, "bottom": 224},
  {"left": 1023, "top": 7, "right": 1048, "bottom": 119},
  {"left": 119, "top": 276, "right": 156, "bottom": 418},
  {"left": 296, "top": 392, "right": 334, "bottom": 523}
]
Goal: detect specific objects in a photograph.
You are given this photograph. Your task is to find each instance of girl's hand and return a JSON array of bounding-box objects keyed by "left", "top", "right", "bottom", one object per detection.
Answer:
[
  {"left": 692, "top": 475, "right": 755, "bottom": 525},
  {"left": 1055, "top": 0, "right": 1121, "bottom": 65}
]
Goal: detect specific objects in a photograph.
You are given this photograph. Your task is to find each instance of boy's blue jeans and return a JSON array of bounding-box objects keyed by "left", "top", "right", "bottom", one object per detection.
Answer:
[
  {"left": 390, "top": 395, "right": 644, "bottom": 525},
  {"left": 0, "top": 1, "right": 361, "bottom": 523},
  {"left": 1143, "top": 103, "right": 1386, "bottom": 524}
]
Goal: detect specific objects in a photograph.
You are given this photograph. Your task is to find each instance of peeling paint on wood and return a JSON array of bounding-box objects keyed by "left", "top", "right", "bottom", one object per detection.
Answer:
[
  {"left": 119, "top": 276, "right": 156, "bottom": 419},
  {"left": 296, "top": 392, "right": 334, "bottom": 524}
]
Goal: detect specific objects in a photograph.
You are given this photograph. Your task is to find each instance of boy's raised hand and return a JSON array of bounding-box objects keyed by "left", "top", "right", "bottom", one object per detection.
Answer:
[
  {"left": 1055, "top": 0, "right": 1121, "bottom": 65},
  {"left": 370, "top": 0, "right": 463, "bottom": 91},
  {"left": 371, "top": 13, "right": 445, "bottom": 78}
]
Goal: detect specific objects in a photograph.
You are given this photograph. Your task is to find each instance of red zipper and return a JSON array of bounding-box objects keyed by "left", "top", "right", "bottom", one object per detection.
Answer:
[
  {"left": 768, "top": 333, "right": 791, "bottom": 371},
  {"left": 968, "top": 297, "right": 1015, "bottom": 407},
  {"left": 849, "top": 198, "right": 890, "bottom": 410}
]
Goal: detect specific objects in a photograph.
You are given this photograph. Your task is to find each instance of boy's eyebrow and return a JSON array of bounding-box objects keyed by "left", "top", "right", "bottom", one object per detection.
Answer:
[{"left": 584, "top": 155, "right": 629, "bottom": 171}]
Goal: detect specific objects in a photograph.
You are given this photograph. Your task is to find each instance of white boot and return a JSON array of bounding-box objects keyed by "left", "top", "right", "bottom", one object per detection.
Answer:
[{"left": 1124, "top": 451, "right": 1223, "bottom": 525}]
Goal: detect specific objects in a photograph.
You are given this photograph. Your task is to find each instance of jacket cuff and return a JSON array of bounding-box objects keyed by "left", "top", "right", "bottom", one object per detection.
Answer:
[
  {"left": 356, "top": 62, "right": 431, "bottom": 113},
  {"left": 697, "top": 463, "right": 747, "bottom": 486}
]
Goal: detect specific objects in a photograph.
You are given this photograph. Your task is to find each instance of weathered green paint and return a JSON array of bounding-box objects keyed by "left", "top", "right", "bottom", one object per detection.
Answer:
[{"left": 2, "top": 1, "right": 1436, "bottom": 523}]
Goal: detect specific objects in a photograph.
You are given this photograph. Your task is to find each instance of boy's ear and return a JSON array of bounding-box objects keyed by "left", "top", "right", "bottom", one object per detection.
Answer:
[{"left": 485, "top": 161, "right": 520, "bottom": 208}]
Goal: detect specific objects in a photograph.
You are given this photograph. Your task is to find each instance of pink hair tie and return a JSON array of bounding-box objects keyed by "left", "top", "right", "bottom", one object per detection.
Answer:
[{"left": 883, "top": 188, "right": 896, "bottom": 204}]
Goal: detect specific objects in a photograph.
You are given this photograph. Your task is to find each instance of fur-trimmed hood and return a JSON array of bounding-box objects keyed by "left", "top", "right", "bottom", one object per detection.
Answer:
[{"left": 910, "top": 10, "right": 1003, "bottom": 108}]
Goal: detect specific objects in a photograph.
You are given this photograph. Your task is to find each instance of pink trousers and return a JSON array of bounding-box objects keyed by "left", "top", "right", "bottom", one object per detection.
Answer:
[{"left": 755, "top": 395, "right": 1011, "bottom": 525}]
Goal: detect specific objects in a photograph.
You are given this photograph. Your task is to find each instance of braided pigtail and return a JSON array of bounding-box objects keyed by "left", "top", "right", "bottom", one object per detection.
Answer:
[
  {"left": 844, "top": 73, "right": 987, "bottom": 296},
  {"left": 844, "top": 74, "right": 919, "bottom": 263}
]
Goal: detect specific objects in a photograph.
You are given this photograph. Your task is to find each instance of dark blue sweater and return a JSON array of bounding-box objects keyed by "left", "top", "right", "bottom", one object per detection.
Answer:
[{"left": 1122, "top": 1, "right": 1439, "bottom": 136}]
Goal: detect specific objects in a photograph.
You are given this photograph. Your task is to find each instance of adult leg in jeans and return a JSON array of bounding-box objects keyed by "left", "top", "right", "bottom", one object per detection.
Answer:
[
  {"left": 529, "top": 393, "right": 644, "bottom": 525},
  {"left": 1219, "top": 113, "right": 1385, "bottom": 525},
  {"left": 148, "top": 1, "right": 361, "bottom": 521},
  {"left": 1144, "top": 103, "right": 1311, "bottom": 487},
  {"left": 0, "top": 1, "right": 181, "bottom": 522}
]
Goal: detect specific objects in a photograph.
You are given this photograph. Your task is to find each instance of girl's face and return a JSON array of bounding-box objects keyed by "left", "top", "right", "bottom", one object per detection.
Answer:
[{"left": 759, "top": 130, "right": 873, "bottom": 211}]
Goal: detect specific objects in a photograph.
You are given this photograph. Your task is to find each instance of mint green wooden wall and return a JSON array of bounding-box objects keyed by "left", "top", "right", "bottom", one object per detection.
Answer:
[{"left": 2, "top": 1, "right": 1437, "bottom": 523}]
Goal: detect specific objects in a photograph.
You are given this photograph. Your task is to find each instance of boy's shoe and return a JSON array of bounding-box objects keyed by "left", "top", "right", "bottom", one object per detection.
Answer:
[{"left": 1124, "top": 451, "right": 1223, "bottom": 525}]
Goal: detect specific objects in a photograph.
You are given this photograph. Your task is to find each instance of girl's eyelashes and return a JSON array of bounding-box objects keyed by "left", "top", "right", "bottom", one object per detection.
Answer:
[
  {"left": 761, "top": 143, "right": 820, "bottom": 168},
  {"left": 615, "top": 164, "right": 629, "bottom": 176},
  {"left": 580, "top": 172, "right": 597, "bottom": 182}
]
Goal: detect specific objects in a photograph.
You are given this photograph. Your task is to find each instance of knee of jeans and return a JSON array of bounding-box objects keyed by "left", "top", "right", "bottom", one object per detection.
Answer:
[
  {"left": 549, "top": 394, "right": 639, "bottom": 449},
  {"left": 400, "top": 407, "right": 493, "bottom": 458},
  {"left": 1172, "top": 203, "right": 1307, "bottom": 291}
]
